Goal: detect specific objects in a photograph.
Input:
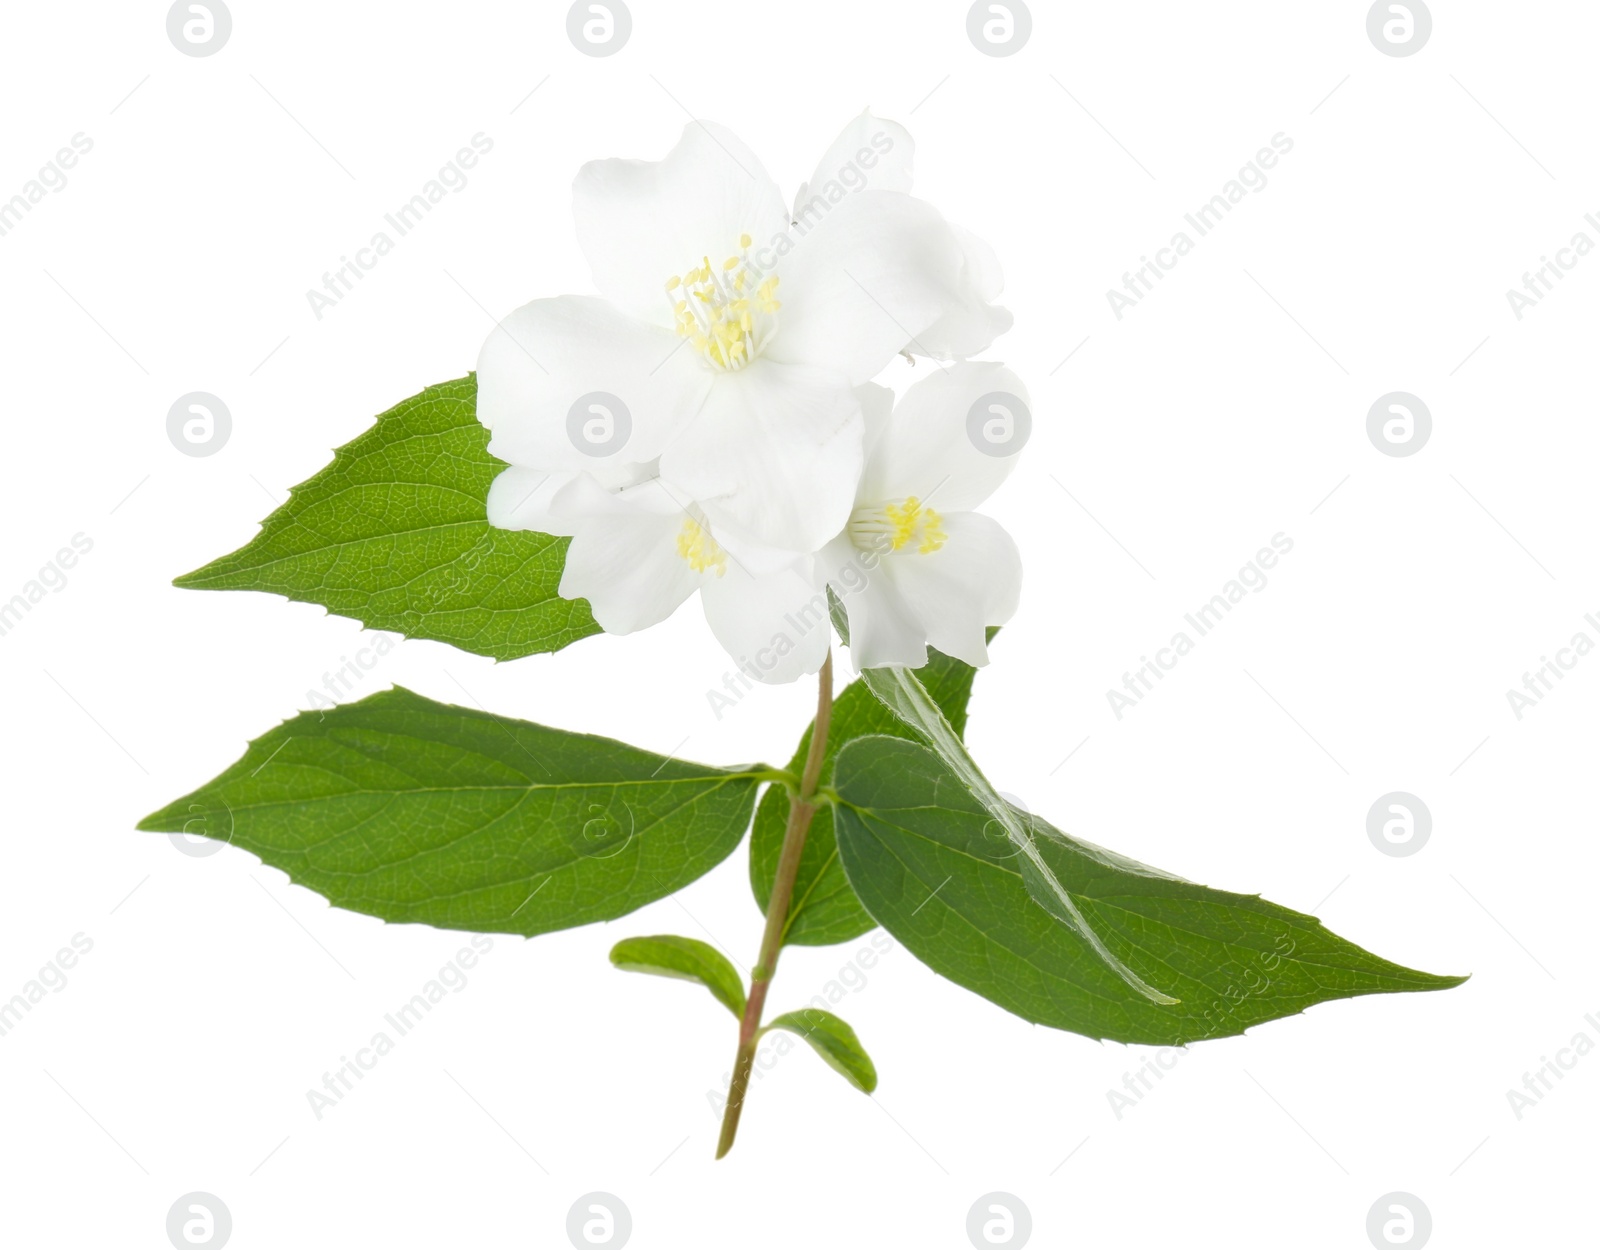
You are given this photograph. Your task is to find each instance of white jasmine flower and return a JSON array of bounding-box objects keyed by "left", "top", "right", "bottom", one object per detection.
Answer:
[
  {"left": 488, "top": 467, "right": 829, "bottom": 685},
  {"left": 478, "top": 113, "right": 1011, "bottom": 556},
  {"left": 821, "top": 363, "right": 1026, "bottom": 670}
]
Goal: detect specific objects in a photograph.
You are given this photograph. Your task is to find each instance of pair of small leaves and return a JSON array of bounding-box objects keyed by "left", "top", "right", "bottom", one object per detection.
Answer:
[{"left": 609, "top": 935, "right": 876, "bottom": 1093}]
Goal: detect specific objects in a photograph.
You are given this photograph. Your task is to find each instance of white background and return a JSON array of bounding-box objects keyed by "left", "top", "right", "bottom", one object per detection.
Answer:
[{"left": 1, "top": 1, "right": 1595, "bottom": 1246}]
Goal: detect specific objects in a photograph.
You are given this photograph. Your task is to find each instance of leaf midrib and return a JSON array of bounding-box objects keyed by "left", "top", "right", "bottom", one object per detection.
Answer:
[{"left": 203, "top": 770, "right": 772, "bottom": 816}]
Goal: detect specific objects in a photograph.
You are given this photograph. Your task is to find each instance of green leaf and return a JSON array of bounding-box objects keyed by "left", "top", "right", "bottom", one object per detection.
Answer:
[
  {"left": 763, "top": 1008, "right": 877, "bottom": 1093},
  {"left": 610, "top": 935, "right": 746, "bottom": 1017},
  {"left": 749, "top": 647, "right": 984, "bottom": 948},
  {"left": 857, "top": 659, "right": 1175, "bottom": 1004},
  {"left": 137, "top": 687, "right": 768, "bottom": 938},
  {"left": 832, "top": 735, "right": 1466, "bottom": 1045},
  {"left": 174, "top": 375, "right": 600, "bottom": 661}
]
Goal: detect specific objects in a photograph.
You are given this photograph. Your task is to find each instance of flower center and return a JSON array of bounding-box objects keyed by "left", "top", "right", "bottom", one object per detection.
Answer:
[
  {"left": 676, "top": 517, "right": 728, "bottom": 575},
  {"left": 665, "top": 235, "right": 780, "bottom": 372},
  {"left": 848, "top": 497, "right": 947, "bottom": 555}
]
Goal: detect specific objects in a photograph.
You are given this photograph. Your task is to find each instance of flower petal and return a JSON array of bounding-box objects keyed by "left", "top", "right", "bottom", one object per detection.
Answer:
[
  {"left": 477, "top": 295, "right": 712, "bottom": 475},
  {"left": 545, "top": 477, "right": 702, "bottom": 634},
  {"left": 861, "top": 362, "right": 1030, "bottom": 512},
  {"left": 659, "top": 359, "right": 862, "bottom": 554},
  {"left": 821, "top": 536, "right": 931, "bottom": 670},
  {"left": 765, "top": 191, "right": 1007, "bottom": 385},
  {"left": 886, "top": 512, "right": 1021, "bottom": 666},
  {"left": 856, "top": 381, "right": 895, "bottom": 462},
  {"left": 554, "top": 472, "right": 686, "bottom": 521},
  {"left": 486, "top": 466, "right": 576, "bottom": 535},
  {"left": 701, "top": 562, "right": 831, "bottom": 685},
  {"left": 794, "top": 110, "right": 915, "bottom": 220},
  {"left": 913, "top": 224, "right": 1015, "bottom": 361},
  {"left": 700, "top": 515, "right": 810, "bottom": 578},
  {"left": 573, "top": 122, "right": 790, "bottom": 327},
  {"left": 558, "top": 504, "right": 700, "bottom": 636}
]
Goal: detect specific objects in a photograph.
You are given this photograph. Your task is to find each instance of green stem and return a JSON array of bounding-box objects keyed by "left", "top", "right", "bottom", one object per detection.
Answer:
[{"left": 715, "top": 650, "right": 834, "bottom": 1158}]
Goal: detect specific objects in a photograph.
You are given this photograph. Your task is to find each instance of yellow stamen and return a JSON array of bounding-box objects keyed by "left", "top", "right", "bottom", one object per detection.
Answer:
[
  {"left": 850, "top": 497, "right": 947, "bottom": 555},
  {"left": 676, "top": 518, "right": 727, "bottom": 575},
  {"left": 665, "top": 235, "right": 780, "bottom": 371}
]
